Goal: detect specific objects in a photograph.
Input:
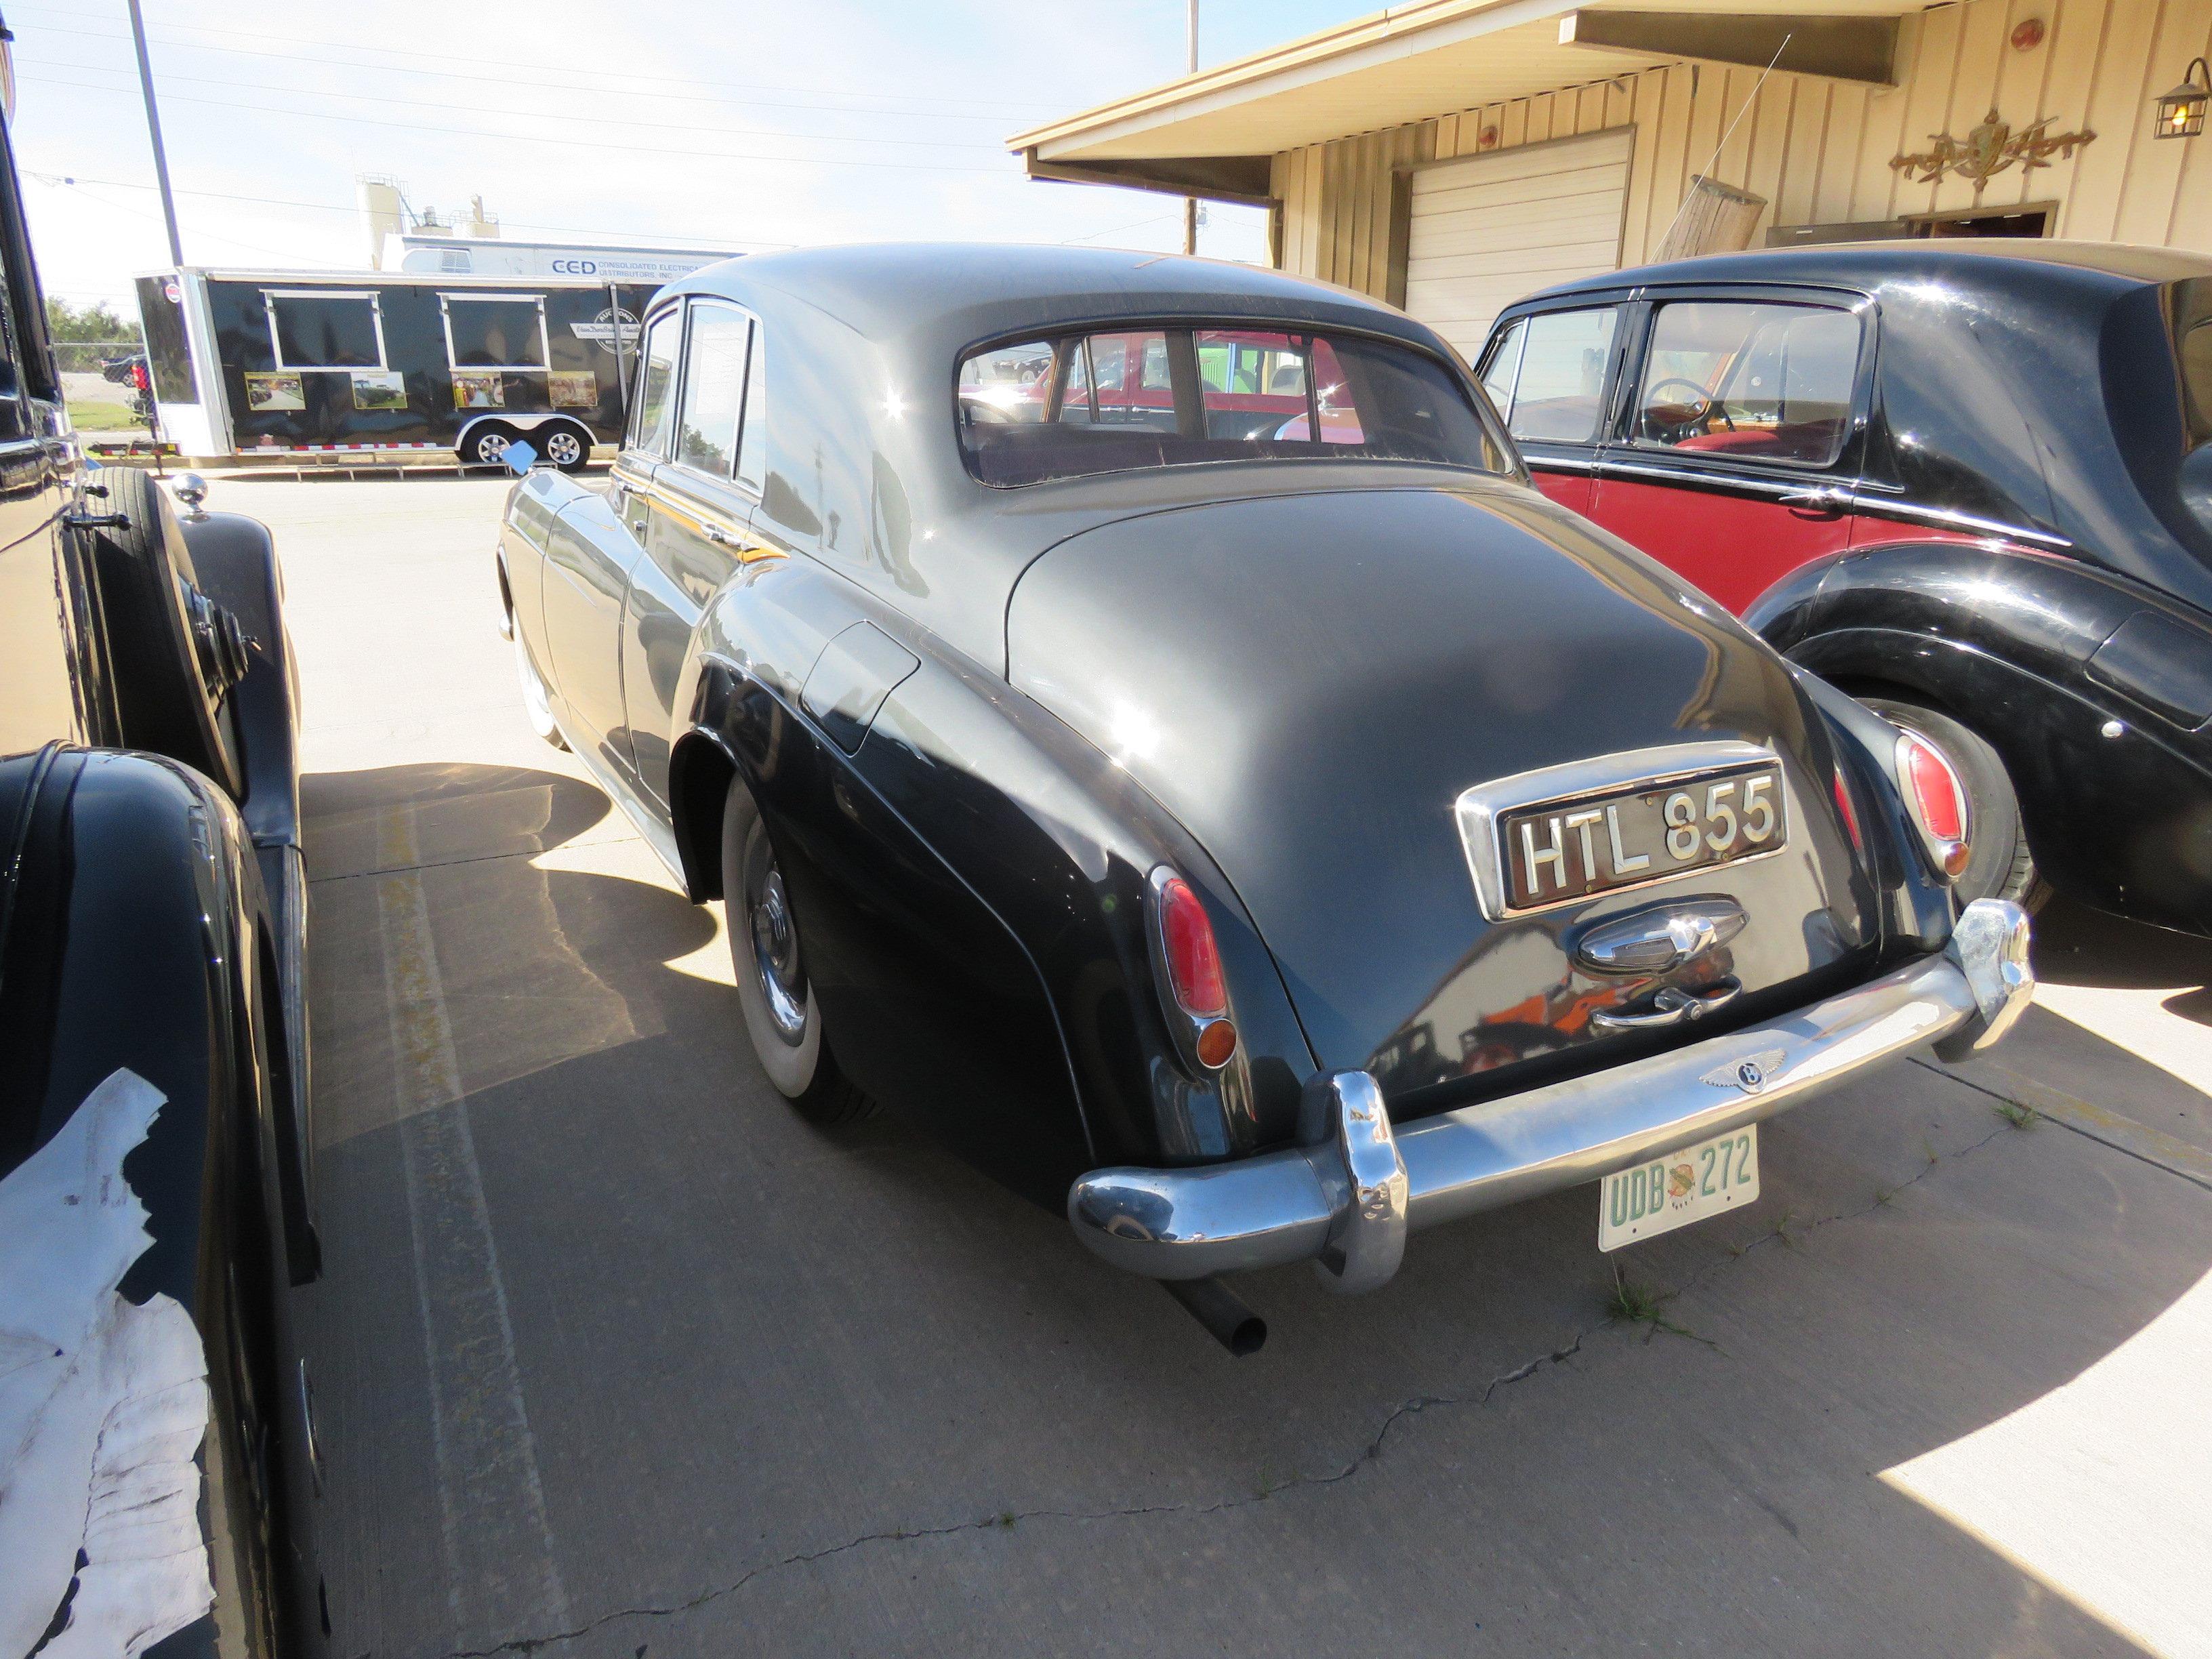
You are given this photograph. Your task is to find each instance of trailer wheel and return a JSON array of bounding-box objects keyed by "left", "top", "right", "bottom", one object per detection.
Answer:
[
  {"left": 461, "top": 423, "right": 518, "bottom": 468},
  {"left": 538, "top": 423, "right": 590, "bottom": 472}
]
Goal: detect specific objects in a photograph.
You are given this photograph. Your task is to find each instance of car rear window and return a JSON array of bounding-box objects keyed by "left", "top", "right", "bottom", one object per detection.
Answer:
[{"left": 956, "top": 325, "right": 1506, "bottom": 486}]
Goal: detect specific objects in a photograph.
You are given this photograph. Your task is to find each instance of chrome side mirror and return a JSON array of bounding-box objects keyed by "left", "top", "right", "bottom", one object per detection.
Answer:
[{"left": 172, "top": 472, "right": 211, "bottom": 522}]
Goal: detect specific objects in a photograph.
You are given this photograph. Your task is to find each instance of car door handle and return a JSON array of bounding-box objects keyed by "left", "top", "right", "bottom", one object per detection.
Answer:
[
  {"left": 1591, "top": 979, "right": 1742, "bottom": 1033},
  {"left": 1780, "top": 485, "right": 1852, "bottom": 516},
  {"left": 703, "top": 523, "right": 736, "bottom": 548}
]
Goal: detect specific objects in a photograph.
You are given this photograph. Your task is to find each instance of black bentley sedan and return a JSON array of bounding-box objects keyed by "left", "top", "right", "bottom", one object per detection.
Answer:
[
  {"left": 0, "top": 66, "right": 325, "bottom": 1658},
  {"left": 497, "top": 243, "right": 2032, "bottom": 1348},
  {"left": 1477, "top": 241, "right": 2212, "bottom": 936}
]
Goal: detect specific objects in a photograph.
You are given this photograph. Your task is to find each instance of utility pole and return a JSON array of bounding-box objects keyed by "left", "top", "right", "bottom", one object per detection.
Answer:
[
  {"left": 1183, "top": 0, "right": 1198, "bottom": 256},
  {"left": 126, "top": 0, "right": 184, "bottom": 267}
]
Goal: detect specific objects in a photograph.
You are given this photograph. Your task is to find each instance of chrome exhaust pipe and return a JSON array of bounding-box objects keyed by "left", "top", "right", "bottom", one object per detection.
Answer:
[{"left": 1162, "top": 1276, "right": 1266, "bottom": 1356}]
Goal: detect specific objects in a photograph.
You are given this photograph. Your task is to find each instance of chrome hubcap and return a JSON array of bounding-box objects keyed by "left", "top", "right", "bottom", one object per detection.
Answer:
[
  {"left": 476, "top": 432, "right": 510, "bottom": 463},
  {"left": 546, "top": 430, "right": 582, "bottom": 465},
  {"left": 748, "top": 866, "right": 808, "bottom": 1044}
]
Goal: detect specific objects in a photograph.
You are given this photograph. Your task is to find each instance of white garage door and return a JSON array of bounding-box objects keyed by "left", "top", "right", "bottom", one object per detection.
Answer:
[{"left": 1404, "top": 127, "right": 1633, "bottom": 363}]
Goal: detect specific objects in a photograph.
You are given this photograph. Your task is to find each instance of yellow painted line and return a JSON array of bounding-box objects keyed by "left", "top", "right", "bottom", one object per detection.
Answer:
[{"left": 1943, "top": 1057, "right": 2212, "bottom": 1195}]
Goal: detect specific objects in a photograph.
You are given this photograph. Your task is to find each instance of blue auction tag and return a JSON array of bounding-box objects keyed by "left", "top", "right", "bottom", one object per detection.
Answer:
[{"left": 503, "top": 439, "right": 537, "bottom": 474}]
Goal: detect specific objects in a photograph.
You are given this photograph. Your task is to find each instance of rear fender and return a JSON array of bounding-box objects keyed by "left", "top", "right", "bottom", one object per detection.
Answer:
[
  {"left": 1751, "top": 537, "right": 2212, "bottom": 927},
  {"left": 674, "top": 561, "right": 1316, "bottom": 1189},
  {"left": 0, "top": 749, "right": 323, "bottom": 1651},
  {"left": 182, "top": 509, "right": 300, "bottom": 848}
]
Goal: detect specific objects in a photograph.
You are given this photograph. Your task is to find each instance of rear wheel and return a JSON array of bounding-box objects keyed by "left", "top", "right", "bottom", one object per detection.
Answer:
[
  {"left": 720, "top": 777, "right": 872, "bottom": 1126},
  {"left": 513, "top": 632, "right": 567, "bottom": 750},
  {"left": 1864, "top": 696, "right": 2048, "bottom": 909}
]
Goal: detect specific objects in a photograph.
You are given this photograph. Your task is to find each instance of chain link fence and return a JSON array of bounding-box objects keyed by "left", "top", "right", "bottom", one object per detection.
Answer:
[{"left": 56, "top": 340, "right": 142, "bottom": 375}]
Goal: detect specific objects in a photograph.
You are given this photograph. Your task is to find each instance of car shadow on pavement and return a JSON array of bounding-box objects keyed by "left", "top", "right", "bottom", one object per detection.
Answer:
[
  {"left": 2030, "top": 893, "right": 2212, "bottom": 1026},
  {"left": 298, "top": 762, "right": 2203, "bottom": 1659}
]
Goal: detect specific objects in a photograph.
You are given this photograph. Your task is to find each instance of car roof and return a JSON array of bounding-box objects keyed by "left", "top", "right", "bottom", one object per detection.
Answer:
[
  {"left": 660, "top": 241, "right": 1425, "bottom": 348},
  {"left": 1519, "top": 238, "right": 2212, "bottom": 306}
]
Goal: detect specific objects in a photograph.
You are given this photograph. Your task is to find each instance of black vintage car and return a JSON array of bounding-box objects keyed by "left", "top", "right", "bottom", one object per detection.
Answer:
[
  {"left": 497, "top": 243, "right": 2033, "bottom": 1348},
  {"left": 1477, "top": 241, "right": 2212, "bottom": 935},
  {"left": 0, "top": 70, "right": 325, "bottom": 1659}
]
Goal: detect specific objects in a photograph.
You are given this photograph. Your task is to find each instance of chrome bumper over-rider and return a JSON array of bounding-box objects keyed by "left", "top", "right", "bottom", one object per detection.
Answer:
[{"left": 1068, "top": 898, "right": 2034, "bottom": 1293}]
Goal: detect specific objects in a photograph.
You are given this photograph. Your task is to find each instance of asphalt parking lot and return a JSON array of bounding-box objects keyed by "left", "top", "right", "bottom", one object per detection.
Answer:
[{"left": 247, "top": 474, "right": 2212, "bottom": 1658}]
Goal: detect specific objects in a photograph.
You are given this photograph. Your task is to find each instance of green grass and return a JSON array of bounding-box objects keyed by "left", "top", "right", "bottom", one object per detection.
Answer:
[{"left": 68, "top": 397, "right": 144, "bottom": 432}]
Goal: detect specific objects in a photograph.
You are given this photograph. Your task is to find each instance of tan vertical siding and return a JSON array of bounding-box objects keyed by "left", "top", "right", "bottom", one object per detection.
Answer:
[{"left": 1275, "top": 0, "right": 2212, "bottom": 298}]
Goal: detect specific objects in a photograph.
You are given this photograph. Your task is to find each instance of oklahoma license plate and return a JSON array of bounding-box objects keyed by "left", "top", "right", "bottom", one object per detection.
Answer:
[{"left": 1599, "top": 1124, "right": 1759, "bottom": 1250}]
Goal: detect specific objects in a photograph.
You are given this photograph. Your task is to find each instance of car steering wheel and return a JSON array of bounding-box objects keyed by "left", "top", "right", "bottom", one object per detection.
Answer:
[{"left": 1643, "top": 376, "right": 1735, "bottom": 441}]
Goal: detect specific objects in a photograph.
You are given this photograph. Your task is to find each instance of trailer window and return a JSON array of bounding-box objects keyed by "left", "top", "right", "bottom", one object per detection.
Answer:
[
  {"left": 674, "top": 301, "right": 750, "bottom": 477},
  {"left": 266, "top": 290, "right": 384, "bottom": 370},
  {"left": 443, "top": 294, "right": 549, "bottom": 371}
]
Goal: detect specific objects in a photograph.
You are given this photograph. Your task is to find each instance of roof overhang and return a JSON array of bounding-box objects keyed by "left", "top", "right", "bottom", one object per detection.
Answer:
[{"left": 1011, "top": 0, "right": 1915, "bottom": 193}]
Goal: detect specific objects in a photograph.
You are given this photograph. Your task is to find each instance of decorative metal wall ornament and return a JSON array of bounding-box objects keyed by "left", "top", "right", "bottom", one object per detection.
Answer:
[{"left": 1889, "top": 108, "right": 2095, "bottom": 197}]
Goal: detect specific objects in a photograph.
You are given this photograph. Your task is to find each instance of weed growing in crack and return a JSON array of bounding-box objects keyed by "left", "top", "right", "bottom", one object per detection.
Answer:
[
  {"left": 997, "top": 1512, "right": 1017, "bottom": 1529},
  {"left": 1604, "top": 1261, "right": 1721, "bottom": 1349},
  {"left": 1874, "top": 1184, "right": 1897, "bottom": 1206},
  {"left": 1994, "top": 1100, "right": 2037, "bottom": 1129},
  {"left": 1606, "top": 1264, "right": 1665, "bottom": 1324}
]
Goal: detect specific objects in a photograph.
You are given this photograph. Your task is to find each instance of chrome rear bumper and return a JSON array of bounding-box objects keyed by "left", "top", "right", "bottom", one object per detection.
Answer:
[{"left": 1067, "top": 898, "right": 2032, "bottom": 1292}]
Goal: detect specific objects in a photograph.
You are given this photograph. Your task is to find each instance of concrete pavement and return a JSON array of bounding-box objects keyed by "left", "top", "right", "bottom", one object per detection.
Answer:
[{"left": 236, "top": 476, "right": 2212, "bottom": 1658}]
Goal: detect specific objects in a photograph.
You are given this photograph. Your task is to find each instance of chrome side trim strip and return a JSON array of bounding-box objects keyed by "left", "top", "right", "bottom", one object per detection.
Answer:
[
  {"left": 1597, "top": 457, "right": 1817, "bottom": 497},
  {"left": 1845, "top": 495, "right": 2072, "bottom": 550},
  {"left": 1066, "top": 901, "right": 2033, "bottom": 1289}
]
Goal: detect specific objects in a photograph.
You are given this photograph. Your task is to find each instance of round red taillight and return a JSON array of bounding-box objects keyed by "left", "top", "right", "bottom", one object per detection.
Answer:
[
  {"left": 1896, "top": 730, "right": 1973, "bottom": 880},
  {"left": 1156, "top": 874, "right": 1227, "bottom": 1017},
  {"left": 1830, "top": 766, "right": 1863, "bottom": 851},
  {"left": 1902, "top": 735, "right": 1965, "bottom": 842}
]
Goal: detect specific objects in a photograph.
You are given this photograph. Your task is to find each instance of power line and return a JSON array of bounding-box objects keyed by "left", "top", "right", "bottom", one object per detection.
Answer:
[
  {"left": 9, "top": 13, "right": 1061, "bottom": 116},
  {"left": 28, "top": 173, "right": 346, "bottom": 267},
  {"left": 1061, "top": 211, "right": 1186, "bottom": 245},
  {"left": 26, "top": 56, "right": 1006, "bottom": 150},
  {"left": 26, "top": 169, "right": 792, "bottom": 249},
  {"left": 18, "top": 72, "right": 1019, "bottom": 172}
]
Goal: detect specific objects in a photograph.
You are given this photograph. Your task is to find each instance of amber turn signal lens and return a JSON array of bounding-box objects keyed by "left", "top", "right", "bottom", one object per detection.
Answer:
[{"left": 1194, "top": 1019, "right": 1239, "bottom": 1069}]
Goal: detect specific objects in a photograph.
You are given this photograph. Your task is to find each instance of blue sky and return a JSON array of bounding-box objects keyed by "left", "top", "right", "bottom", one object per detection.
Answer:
[{"left": 13, "top": 0, "right": 1379, "bottom": 309}]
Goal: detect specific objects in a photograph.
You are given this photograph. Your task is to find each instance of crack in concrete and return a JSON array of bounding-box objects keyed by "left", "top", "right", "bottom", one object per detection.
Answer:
[
  {"left": 1675, "top": 1118, "right": 2013, "bottom": 1303},
  {"left": 441, "top": 1334, "right": 1589, "bottom": 1657},
  {"left": 439, "top": 1098, "right": 2031, "bottom": 1658}
]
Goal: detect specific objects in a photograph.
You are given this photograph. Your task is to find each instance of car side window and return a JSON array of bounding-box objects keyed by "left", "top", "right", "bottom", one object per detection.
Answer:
[
  {"left": 629, "top": 308, "right": 682, "bottom": 458},
  {"left": 1633, "top": 301, "right": 1860, "bottom": 465},
  {"left": 1487, "top": 308, "right": 1618, "bottom": 444},
  {"left": 1478, "top": 319, "right": 1524, "bottom": 413},
  {"left": 734, "top": 325, "right": 768, "bottom": 495},
  {"left": 674, "top": 301, "right": 751, "bottom": 478}
]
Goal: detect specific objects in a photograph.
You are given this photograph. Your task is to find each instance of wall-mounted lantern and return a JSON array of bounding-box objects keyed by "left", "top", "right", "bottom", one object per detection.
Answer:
[{"left": 2154, "top": 57, "right": 2209, "bottom": 138}]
